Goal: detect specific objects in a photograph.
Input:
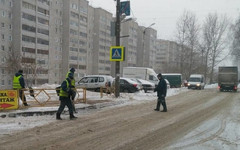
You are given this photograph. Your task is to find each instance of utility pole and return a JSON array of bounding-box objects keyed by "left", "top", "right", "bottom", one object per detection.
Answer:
[{"left": 115, "top": 0, "right": 121, "bottom": 97}]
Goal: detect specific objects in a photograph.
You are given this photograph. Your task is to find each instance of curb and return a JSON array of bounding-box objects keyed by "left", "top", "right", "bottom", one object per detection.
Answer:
[{"left": 0, "top": 100, "right": 125, "bottom": 118}]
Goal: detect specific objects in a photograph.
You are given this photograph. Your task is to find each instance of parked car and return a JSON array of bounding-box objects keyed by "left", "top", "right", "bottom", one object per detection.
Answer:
[
  {"left": 112, "top": 77, "right": 141, "bottom": 93},
  {"left": 130, "top": 78, "right": 143, "bottom": 90},
  {"left": 131, "top": 78, "right": 155, "bottom": 93},
  {"left": 76, "top": 75, "right": 113, "bottom": 92}
]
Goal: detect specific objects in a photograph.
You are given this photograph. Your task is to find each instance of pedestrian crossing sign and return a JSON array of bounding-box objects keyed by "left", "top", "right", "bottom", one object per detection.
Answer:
[{"left": 110, "top": 46, "right": 125, "bottom": 61}]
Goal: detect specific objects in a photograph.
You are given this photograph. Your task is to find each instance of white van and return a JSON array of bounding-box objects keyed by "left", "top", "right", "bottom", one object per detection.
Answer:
[
  {"left": 122, "top": 67, "right": 159, "bottom": 86},
  {"left": 188, "top": 74, "right": 205, "bottom": 90},
  {"left": 76, "top": 75, "right": 113, "bottom": 91}
]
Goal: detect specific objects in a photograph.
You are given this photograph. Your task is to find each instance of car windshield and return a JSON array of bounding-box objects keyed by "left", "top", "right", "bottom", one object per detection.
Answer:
[{"left": 189, "top": 77, "right": 201, "bottom": 82}]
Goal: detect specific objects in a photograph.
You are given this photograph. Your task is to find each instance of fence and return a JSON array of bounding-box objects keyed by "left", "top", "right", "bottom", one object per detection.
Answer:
[{"left": 19, "top": 87, "right": 87, "bottom": 107}]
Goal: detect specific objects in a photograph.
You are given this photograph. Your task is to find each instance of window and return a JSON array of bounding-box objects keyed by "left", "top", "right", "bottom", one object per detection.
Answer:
[
  {"left": 37, "top": 28, "right": 49, "bottom": 35},
  {"left": 1, "top": 45, "right": 4, "bottom": 51},
  {"left": 22, "top": 24, "right": 36, "bottom": 32},
  {"left": 22, "top": 57, "right": 35, "bottom": 63},
  {"left": 37, "top": 49, "right": 49, "bottom": 55},
  {"left": 1, "top": 34, "right": 4, "bottom": 40},
  {"left": 37, "top": 7, "right": 49, "bottom": 15},
  {"left": 22, "top": 13, "right": 36, "bottom": 22},
  {"left": 71, "top": 3, "right": 78, "bottom": 10},
  {"left": 22, "top": 47, "right": 36, "bottom": 53},
  {"left": 37, "top": 38, "right": 49, "bottom": 45},
  {"left": 2, "top": 10, "right": 5, "bottom": 17},
  {"left": 79, "top": 65, "right": 86, "bottom": 70},
  {"left": 22, "top": 2, "right": 36, "bottom": 11},
  {"left": 22, "top": 35, "right": 36, "bottom": 43},
  {"left": 1, "top": 23, "right": 4, "bottom": 27},
  {"left": 38, "top": 0, "right": 49, "bottom": 6},
  {"left": 1, "top": 69, "right": 5, "bottom": 74},
  {"left": 38, "top": 17, "right": 49, "bottom": 25},
  {"left": 1, "top": 80, "right": 4, "bottom": 86},
  {"left": 71, "top": 11, "right": 79, "bottom": 19}
]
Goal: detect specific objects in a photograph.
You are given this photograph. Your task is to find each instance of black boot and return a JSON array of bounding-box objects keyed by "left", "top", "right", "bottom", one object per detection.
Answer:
[
  {"left": 56, "top": 113, "right": 62, "bottom": 120},
  {"left": 155, "top": 100, "right": 160, "bottom": 111},
  {"left": 161, "top": 102, "right": 167, "bottom": 112},
  {"left": 23, "top": 103, "right": 29, "bottom": 106},
  {"left": 70, "top": 113, "right": 77, "bottom": 120}
]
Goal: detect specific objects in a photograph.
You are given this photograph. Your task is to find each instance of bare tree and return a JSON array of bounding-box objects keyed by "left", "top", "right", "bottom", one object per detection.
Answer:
[
  {"left": 185, "top": 12, "right": 200, "bottom": 76},
  {"left": 175, "top": 10, "right": 200, "bottom": 79},
  {"left": 231, "top": 14, "right": 240, "bottom": 61},
  {"left": 5, "top": 46, "right": 22, "bottom": 75},
  {"left": 202, "top": 13, "right": 229, "bottom": 83}
]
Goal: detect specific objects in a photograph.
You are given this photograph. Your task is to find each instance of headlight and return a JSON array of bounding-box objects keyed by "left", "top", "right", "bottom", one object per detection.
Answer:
[
  {"left": 196, "top": 84, "right": 200, "bottom": 86},
  {"left": 188, "top": 83, "right": 190, "bottom": 86}
]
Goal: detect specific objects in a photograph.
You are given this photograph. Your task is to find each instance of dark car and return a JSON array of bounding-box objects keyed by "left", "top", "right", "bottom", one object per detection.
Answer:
[
  {"left": 113, "top": 78, "right": 141, "bottom": 93},
  {"left": 131, "top": 78, "right": 155, "bottom": 93}
]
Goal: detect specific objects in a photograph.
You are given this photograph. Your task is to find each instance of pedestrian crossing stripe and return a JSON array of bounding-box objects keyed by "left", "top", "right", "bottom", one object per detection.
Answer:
[{"left": 110, "top": 46, "right": 125, "bottom": 61}]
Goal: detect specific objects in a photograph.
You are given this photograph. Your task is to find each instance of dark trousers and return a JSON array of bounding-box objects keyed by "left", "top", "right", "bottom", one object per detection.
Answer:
[
  {"left": 15, "top": 89, "right": 28, "bottom": 105},
  {"left": 70, "top": 91, "right": 76, "bottom": 112},
  {"left": 57, "top": 97, "right": 73, "bottom": 115},
  {"left": 156, "top": 97, "right": 167, "bottom": 111}
]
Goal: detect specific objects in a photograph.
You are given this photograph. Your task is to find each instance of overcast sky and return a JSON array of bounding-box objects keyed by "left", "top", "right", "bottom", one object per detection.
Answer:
[{"left": 88, "top": 0, "right": 240, "bottom": 40}]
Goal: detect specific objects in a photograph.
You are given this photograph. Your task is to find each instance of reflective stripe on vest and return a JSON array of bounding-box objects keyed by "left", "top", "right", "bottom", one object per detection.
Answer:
[
  {"left": 59, "top": 79, "right": 69, "bottom": 97},
  {"left": 66, "top": 71, "right": 75, "bottom": 86},
  {"left": 13, "top": 75, "right": 22, "bottom": 89}
]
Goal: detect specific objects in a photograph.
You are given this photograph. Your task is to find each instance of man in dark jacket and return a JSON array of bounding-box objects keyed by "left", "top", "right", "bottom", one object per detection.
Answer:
[
  {"left": 56, "top": 73, "right": 77, "bottom": 120},
  {"left": 12, "top": 70, "right": 29, "bottom": 106},
  {"left": 154, "top": 73, "right": 167, "bottom": 112}
]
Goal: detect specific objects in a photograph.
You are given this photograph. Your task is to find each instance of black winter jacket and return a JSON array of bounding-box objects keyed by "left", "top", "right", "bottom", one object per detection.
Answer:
[{"left": 154, "top": 79, "right": 167, "bottom": 98}]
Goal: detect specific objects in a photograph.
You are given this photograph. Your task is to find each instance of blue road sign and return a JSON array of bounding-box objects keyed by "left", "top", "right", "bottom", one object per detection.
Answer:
[
  {"left": 120, "top": 1, "right": 130, "bottom": 16},
  {"left": 110, "top": 46, "right": 125, "bottom": 61}
]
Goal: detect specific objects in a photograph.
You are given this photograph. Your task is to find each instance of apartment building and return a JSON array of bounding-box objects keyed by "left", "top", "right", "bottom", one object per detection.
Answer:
[
  {"left": 62, "top": 0, "right": 89, "bottom": 81},
  {"left": 92, "top": 8, "right": 112, "bottom": 75},
  {"left": 116, "top": 19, "right": 138, "bottom": 75},
  {"left": 137, "top": 26, "right": 157, "bottom": 68},
  {"left": 0, "top": 0, "right": 12, "bottom": 89},
  {"left": 156, "top": 39, "right": 180, "bottom": 73},
  {"left": 0, "top": 0, "right": 168, "bottom": 89},
  {"left": 11, "top": 0, "right": 52, "bottom": 86}
]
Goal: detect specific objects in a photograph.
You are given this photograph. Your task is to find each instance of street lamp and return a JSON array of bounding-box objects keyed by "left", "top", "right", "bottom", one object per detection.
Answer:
[{"left": 142, "top": 23, "right": 155, "bottom": 67}]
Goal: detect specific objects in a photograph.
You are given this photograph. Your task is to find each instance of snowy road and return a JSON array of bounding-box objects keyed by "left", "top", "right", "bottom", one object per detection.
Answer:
[{"left": 0, "top": 88, "right": 240, "bottom": 150}]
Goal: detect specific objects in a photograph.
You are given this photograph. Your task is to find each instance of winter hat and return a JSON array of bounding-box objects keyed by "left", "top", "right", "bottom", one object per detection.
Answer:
[
  {"left": 70, "top": 68, "right": 75, "bottom": 73},
  {"left": 18, "top": 70, "right": 23, "bottom": 74},
  {"left": 157, "top": 73, "right": 162, "bottom": 78}
]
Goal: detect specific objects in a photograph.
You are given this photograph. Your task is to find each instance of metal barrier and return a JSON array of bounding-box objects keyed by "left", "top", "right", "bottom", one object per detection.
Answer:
[
  {"left": 19, "top": 87, "right": 87, "bottom": 107},
  {"left": 100, "top": 86, "right": 115, "bottom": 98}
]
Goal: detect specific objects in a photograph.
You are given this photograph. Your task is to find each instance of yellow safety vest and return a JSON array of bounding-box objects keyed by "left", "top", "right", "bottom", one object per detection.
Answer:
[
  {"left": 59, "top": 79, "right": 69, "bottom": 97},
  {"left": 66, "top": 71, "right": 75, "bottom": 86},
  {"left": 13, "top": 75, "right": 22, "bottom": 89}
]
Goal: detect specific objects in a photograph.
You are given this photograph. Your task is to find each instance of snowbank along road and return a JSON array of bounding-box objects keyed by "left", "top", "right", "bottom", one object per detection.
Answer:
[{"left": 0, "top": 88, "right": 240, "bottom": 150}]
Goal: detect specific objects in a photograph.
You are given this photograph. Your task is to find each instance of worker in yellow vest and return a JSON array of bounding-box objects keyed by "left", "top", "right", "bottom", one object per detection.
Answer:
[
  {"left": 66, "top": 68, "right": 77, "bottom": 113},
  {"left": 12, "top": 70, "right": 29, "bottom": 106},
  {"left": 56, "top": 73, "right": 77, "bottom": 120}
]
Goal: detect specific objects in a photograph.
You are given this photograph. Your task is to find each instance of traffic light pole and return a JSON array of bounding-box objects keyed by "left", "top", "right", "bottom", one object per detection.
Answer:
[{"left": 115, "top": 0, "right": 120, "bottom": 97}]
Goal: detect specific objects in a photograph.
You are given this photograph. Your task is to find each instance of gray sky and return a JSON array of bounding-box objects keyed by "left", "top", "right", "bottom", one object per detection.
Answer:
[{"left": 88, "top": 0, "right": 240, "bottom": 40}]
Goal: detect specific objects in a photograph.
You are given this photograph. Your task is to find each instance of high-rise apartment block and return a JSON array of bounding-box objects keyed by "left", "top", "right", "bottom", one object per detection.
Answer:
[{"left": 0, "top": 0, "right": 183, "bottom": 90}]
